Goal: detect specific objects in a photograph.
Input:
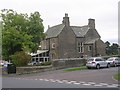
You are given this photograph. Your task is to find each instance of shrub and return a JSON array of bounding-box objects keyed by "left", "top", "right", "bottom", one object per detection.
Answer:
[{"left": 11, "top": 51, "right": 31, "bottom": 66}]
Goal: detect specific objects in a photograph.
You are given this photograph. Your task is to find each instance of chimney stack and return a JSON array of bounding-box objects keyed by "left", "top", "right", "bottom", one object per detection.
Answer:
[
  {"left": 88, "top": 18, "right": 95, "bottom": 29},
  {"left": 62, "top": 13, "right": 70, "bottom": 26}
]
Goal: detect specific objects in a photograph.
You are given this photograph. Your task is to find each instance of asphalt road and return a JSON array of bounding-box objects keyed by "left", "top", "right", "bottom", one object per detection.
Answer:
[{"left": 2, "top": 67, "right": 119, "bottom": 88}]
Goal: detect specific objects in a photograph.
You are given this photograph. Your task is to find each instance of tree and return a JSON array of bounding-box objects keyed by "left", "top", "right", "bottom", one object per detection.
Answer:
[
  {"left": 28, "top": 11, "right": 45, "bottom": 52},
  {"left": 105, "top": 41, "right": 111, "bottom": 55},
  {"left": 1, "top": 9, "right": 45, "bottom": 61},
  {"left": 105, "top": 41, "right": 119, "bottom": 55},
  {"left": 111, "top": 43, "right": 119, "bottom": 55}
]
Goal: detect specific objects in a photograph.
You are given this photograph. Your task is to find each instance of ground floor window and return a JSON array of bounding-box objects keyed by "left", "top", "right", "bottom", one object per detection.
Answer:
[
  {"left": 88, "top": 45, "right": 92, "bottom": 51},
  {"left": 78, "top": 42, "right": 84, "bottom": 53}
]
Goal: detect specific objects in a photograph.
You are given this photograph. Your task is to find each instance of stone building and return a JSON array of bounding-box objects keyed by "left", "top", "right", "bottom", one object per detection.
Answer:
[{"left": 41, "top": 14, "right": 106, "bottom": 60}]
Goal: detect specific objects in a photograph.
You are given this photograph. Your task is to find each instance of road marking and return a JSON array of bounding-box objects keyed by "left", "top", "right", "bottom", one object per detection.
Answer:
[
  {"left": 13, "top": 77, "right": 118, "bottom": 88},
  {"left": 44, "top": 79, "right": 49, "bottom": 81},
  {"left": 55, "top": 80, "right": 63, "bottom": 83},
  {"left": 99, "top": 83, "right": 109, "bottom": 85},
  {"left": 88, "top": 82, "right": 96, "bottom": 84},
  {"left": 49, "top": 79, "right": 56, "bottom": 82},
  {"left": 39, "top": 79, "right": 43, "bottom": 80},
  {"left": 62, "top": 80, "right": 68, "bottom": 82},
  {"left": 35, "top": 78, "right": 39, "bottom": 80},
  {"left": 82, "top": 83, "right": 91, "bottom": 86},
  {"left": 65, "top": 81, "right": 73, "bottom": 84},
  {"left": 73, "top": 82, "right": 81, "bottom": 85}
]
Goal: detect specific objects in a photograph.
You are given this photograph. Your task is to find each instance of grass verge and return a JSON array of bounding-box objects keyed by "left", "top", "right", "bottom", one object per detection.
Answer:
[
  {"left": 114, "top": 73, "right": 120, "bottom": 81},
  {"left": 64, "top": 66, "right": 87, "bottom": 72}
]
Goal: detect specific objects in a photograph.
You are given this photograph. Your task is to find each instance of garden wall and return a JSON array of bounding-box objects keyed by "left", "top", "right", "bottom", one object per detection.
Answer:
[{"left": 52, "top": 58, "right": 86, "bottom": 69}]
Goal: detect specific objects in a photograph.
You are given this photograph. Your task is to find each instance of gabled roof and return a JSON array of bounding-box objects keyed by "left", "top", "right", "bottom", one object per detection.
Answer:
[
  {"left": 85, "top": 38, "right": 99, "bottom": 44},
  {"left": 46, "top": 24, "right": 65, "bottom": 38},
  {"left": 71, "top": 25, "right": 89, "bottom": 37},
  {"left": 45, "top": 24, "right": 89, "bottom": 38}
]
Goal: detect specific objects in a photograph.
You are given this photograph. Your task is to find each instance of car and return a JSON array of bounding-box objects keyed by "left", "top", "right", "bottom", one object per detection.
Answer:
[
  {"left": 86, "top": 57, "right": 110, "bottom": 69},
  {"left": 106, "top": 57, "right": 120, "bottom": 67}
]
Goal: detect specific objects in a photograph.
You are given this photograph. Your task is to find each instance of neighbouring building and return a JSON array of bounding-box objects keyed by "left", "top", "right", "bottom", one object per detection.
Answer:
[{"left": 41, "top": 13, "right": 106, "bottom": 60}]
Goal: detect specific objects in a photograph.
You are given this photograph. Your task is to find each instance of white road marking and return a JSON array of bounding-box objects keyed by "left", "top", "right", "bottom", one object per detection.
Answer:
[
  {"left": 73, "top": 82, "right": 81, "bottom": 85},
  {"left": 62, "top": 80, "right": 68, "bottom": 82},
  {"left": 39, "top": 79, "right": 43, "bottom": 80},
  {"left": 14, "top": 77, "right": 118, "bottom": 88},
  {"left": 99, "top": 83, "right": 109, "bottom": 85},
  {"left": 65, "top": 81, "right": 73, "bottom": 84},
  {"left": 44, "top": 79, "right": 49, "bottom": 81},
  {"left": 88, "top": 82, "right": 96, "bottom": 84},
  {"left": 82, "top": 83, "right": 91, "bottom": 86}
]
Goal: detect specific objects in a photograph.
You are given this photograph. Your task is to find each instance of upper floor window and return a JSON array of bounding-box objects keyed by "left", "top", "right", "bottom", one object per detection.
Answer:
[
  {"left": 52, "top": 43, "right": 55, "bottom": 49},
  {"left": 78, "top": 42, "right": 84, "bottom": 53}
]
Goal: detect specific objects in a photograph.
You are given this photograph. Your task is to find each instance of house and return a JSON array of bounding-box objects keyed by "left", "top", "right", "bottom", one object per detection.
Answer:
[{"left": 41, "top": 13, "right": 106, "bottom": 60}]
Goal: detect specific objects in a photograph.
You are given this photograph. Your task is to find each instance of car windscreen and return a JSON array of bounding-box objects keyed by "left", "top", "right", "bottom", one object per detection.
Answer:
[{"left": 107, "top": 59, "right": 114, "bottom": 61}]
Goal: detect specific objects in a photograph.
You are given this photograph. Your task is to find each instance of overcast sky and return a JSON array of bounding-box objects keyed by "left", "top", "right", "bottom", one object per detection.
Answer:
[{"left": 0, "top": 0, "right": 119, "bottom": 44}]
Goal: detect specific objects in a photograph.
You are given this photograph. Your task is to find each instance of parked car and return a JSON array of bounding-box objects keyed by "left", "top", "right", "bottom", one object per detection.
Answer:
[
  {"left": 106, "top": 57, "right": 120, "bottom": 67},
  {"left": 86, "top": 57, "right": 110, "bottom": 69}
]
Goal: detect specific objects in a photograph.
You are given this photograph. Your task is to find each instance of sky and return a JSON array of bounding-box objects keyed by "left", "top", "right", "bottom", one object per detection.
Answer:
[{"left": 0, "top": 0, "right": 119, "bottom": 44}]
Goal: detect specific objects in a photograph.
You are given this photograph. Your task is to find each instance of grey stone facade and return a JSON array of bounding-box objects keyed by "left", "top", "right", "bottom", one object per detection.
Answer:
[{"left": 41, "top": 14, "right": 106, "bottom": 60}]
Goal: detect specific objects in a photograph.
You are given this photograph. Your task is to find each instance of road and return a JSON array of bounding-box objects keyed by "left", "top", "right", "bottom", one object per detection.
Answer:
[{"left": 2, "top": 67, "right": 119, "bottom": 88}]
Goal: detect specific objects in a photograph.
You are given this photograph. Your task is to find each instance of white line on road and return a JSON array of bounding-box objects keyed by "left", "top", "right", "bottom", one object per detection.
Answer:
[
  {"left": 39, "top": 79, "right": 43, "bottom": 80},
  {"left": 99, "top": 83, "right": 109, "bottom": 85},
  {"left": 44, "top": 79, "right": 49, "bottom": 81},
  {"left": 73, "top": 82, "right": 81, "bottom": 85}
]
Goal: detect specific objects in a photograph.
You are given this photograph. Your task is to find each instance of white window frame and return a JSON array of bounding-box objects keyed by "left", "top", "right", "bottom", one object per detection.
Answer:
[{"left": 78, "top": 42, "right": 84, "bottom": 53}]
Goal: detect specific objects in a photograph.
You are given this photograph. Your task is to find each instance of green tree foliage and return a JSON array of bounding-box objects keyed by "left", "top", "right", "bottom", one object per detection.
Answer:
[
  {"left": 1, "top": 9, "right": 45, "bottom": 61},
  {"left": 11, "top": 51, "right": 31, "bottom": 66},
  {"left": 105, "top": 41, "right": 119, "bottom": 55},
  {"left": 28, "top": 11, "right": 45, "bottom": 52}
]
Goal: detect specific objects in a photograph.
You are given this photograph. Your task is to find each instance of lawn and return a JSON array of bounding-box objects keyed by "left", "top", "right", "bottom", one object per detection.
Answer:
[
  {"left": 64, "top": 66, "right": 87, "bottom": 72},
  {"left": 114, "top": 73, "right": 120, "bottom": 81}
]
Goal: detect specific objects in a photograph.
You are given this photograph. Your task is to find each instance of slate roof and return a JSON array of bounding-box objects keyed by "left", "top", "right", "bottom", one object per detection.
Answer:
[
  {"left": 71, "top": 25, "right": 89, "bottom": 37},
  {"left": 45, "top": 24, "right": 89, "bottom": 38},
  {"left": 46, "top": 24, "right": 65, "bottom": 38},
  {"left": 85, "top": 38, "right": 99, "bottom": 44}
]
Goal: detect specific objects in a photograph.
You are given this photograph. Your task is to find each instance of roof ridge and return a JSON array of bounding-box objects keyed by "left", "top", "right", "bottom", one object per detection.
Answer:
[
  {"left": 71, "top": 25, "right": 88, "bottom": 28},
  {"left": 48, "top": 24, "right": 64, "bottom": 29}
]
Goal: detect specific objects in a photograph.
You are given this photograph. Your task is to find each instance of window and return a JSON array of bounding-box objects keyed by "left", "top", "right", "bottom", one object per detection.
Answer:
[
  {"left": 95, "top": 59, "right": 101, "bottom": 61},
  {"left": 52, "top": 43, "right": 55, "bottom": 48},
  {"left": 78, "top": 42, "right": 84, "bottom": 53},
  {"left": 88, "top": 46, "right": 92, "bottom": 51}
]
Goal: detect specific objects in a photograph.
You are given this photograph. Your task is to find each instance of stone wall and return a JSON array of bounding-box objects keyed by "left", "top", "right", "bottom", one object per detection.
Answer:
[
  {"left": 16, "top": 65, "right": 53, "bottom": 74},
  {"left": 52, "top": 58, "right": 86, "bottom": 69}
]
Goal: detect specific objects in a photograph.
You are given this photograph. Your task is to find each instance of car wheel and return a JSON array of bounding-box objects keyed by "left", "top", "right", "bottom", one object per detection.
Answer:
[
  {"left": 107, "top": 63, "right": 110, "bottom": 68},
  {"left": 96, "top": 64, "right": 100, "bottom": 69}
]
